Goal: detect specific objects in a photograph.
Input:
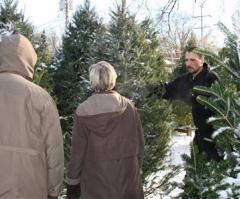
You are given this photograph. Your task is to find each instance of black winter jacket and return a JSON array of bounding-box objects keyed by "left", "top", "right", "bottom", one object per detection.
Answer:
[{"left": 163, "top": 63, "right": 218, "bottom": 138}]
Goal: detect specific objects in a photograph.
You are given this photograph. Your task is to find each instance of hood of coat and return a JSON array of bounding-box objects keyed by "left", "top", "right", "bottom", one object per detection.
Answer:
[
  {"left": 76, "top": 91, "right": 132, "bottom": 135},
  {"left": 0, "top": 34, "right": 37, "bottom": 79}
]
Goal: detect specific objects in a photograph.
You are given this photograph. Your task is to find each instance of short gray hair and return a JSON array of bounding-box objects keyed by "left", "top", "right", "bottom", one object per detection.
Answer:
[{"left": 89, "top": 61, "right": 117, "bottom": 92}]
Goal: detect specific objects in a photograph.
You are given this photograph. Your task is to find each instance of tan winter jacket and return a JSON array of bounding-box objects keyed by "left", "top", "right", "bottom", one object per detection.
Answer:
[
  {"left": 67, "top": 91, "right": 145, "bottom": 199},
  {"left": 0, "top": 34, "right": 64, "bottom": 199}
]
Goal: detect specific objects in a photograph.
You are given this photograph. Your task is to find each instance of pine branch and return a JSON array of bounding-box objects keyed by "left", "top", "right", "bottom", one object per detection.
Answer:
[
  {"left": 193, "top": 86, "right": 221, "bottom": 98},
  {"left": 196, "top": 96, "right": 233, "bottom": 128}
]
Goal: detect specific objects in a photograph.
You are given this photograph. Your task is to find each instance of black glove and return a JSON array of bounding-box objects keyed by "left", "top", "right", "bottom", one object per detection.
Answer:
[
  {"left": 66, "top": 184, "right": 81, "bottom": 199},
  {"left": 146, "top": 82, "right": 165, "bottom": 98}
]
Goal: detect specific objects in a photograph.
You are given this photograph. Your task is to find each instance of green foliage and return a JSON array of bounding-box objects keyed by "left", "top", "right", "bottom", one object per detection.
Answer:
[
  {"left": 182, "top": 145, "right": 237, "bottom": 199},
  {"left": 141, "top": 98, "right": 172, "bottom": 178},
  {"left": 102, "top": 1, "right": 173, "bottom": 190},
  {"left": 144, "top": 164, "right": 182, "bottom": 197},
  {"left": 0, "top": 0, "right": 54, "bottom": 94},
  {"left": 0, "top": 0, "right": 185, "bottom": 197},
  {"left": 33, "top": 31, "right": 55, "bottom": 94},
  {"left": 0, "top": 0, "right": 34, "bottom": 38},
  {"left": 171, "top": 101, "right": 192, "bottom": 127},
  {"left": 53, "top": 0, "right": 106, "bottom": 162},
  {"left": 26, "top": 1, "right": 174, "bottom": 196},
  {"left": 53, "top": 0, "right": 173, "bottom": 194},
  {"left": 182, "top": 23, "right": 240, "bottom": 198}
]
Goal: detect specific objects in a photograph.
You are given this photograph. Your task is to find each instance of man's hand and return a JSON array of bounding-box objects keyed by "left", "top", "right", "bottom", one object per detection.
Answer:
[
  {"left": 66, "top": 184, "right": 81, "bottom": 199},
  {"left": 146, "top": 82, "right": 165, "bottom": 98}
]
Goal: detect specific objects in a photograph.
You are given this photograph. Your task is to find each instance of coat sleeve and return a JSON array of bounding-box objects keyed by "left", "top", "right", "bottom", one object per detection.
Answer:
[
  {"left": 41, "top": 100, "right": 64, "bottom": 197},
  {"left": 66, "top": 113, "right": 88, "bottom": 186},
  {"left": 162, "top": 80, "right": 179, "bottom": 100}
]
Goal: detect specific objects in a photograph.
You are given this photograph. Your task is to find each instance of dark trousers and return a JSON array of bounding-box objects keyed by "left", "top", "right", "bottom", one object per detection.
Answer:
[{"left": 193, "top": 130, "right": 221, "bottom": 161}]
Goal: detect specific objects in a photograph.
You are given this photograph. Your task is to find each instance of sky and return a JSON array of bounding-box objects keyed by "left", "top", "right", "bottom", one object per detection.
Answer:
[{"left": 17, "top": 0, "right": 240, "bottom": 46}]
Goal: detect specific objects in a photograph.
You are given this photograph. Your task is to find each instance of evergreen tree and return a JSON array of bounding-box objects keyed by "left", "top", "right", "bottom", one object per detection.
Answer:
[
  {"left": 181, "top": 23, "right": 240, "bottom": 198},
  {"left": 0, "top": 0, "right": 54, "bottom": 93},
  {"left": 0, "top": 0, "right": 34, "bottom": 38},
  {"left": 33, "top": 31, "right": 55, "bottom": 94},
  {"left": 102, "top": 0, "right": 173, "bottom": 191},
  {"left": 53, "top": 0, "right": 106, "bottom": 161}
]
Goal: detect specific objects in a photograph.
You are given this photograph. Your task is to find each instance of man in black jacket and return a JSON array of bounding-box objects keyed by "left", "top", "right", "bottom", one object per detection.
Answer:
[{"left": 162, "top": 47, "right": 220, "bottom": 160}]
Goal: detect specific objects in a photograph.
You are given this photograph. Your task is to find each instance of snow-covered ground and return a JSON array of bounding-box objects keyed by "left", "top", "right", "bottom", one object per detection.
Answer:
[
  {"left": 145, "top": 132, "right": 194, "bottom": 199},
  {"left": 168, "top": 132, "right": 194, "bottom": 165}
]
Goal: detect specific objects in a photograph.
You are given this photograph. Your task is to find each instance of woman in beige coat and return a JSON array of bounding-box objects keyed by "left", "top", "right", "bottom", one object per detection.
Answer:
[
  {"left": 66, "top": 61, "right": 145, "bottom": 199},
  {"left": 0, "top": 34, "right": 64, "bottom": 199}
]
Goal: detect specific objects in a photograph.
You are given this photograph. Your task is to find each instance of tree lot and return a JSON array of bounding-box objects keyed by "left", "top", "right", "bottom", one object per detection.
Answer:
[{"left": 1, "top": 0, "right": 240, "bottom": 197}]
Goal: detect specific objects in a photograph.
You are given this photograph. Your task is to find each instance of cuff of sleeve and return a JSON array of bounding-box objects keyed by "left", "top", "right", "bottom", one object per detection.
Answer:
[{"left": 66, "top": 177, "right": 81, "bottom": 185}]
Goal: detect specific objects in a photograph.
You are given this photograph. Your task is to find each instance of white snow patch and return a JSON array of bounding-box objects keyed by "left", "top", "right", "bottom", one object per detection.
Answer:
[
  {"left": 218, "top": 188, "right": 232, "bottom": 199},
  {"left": 145, "top": 132, "right": 194, "bottom": 199},
  {"left": 212, "top": 127, "right": 232, "bottom": 139},
  {"left": 217, "top": 173, "right": 240, "bottom": 198},
  {"left": 207, "top": 117, "right": 217, "bottom": 122},
  {"left": 222, "top": 176, "right": 240, "bottom": 186},
  {"left": 144, "top": 39, "right": 152, "bottom": 44},
  {"left": 0, "top": 22, "right": 13, "bottom": 41},
  {"left": 234, "top": 123, "right": 240, "bottom": 137}
]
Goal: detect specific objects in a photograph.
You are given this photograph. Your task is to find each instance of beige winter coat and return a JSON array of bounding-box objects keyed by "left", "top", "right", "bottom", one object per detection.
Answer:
[
  {"left": 67, "top": 91, "right": 145, "bottom": 199},
  {"left": 0, "top": 34, "right": 64, "bottom": 199}
]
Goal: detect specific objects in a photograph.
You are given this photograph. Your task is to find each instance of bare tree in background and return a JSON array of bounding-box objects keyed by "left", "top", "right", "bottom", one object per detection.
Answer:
[
  {"left": 47, "top": 32, "right": 60, "bottom": 55},
  {"left": 157, "top": 0, "right": 225, "bottom": 28},
  {"left": 158, "top": 12, "right": 195, "bottom": 63},
  {"left": 158, "top": 0, "right": 179, "bottom": 23}
]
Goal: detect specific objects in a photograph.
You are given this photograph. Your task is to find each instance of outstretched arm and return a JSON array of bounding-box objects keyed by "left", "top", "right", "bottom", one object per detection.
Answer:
[
  {"left": 146, "top": 78, "right": 180, "bottom": 101},
  {"left": 146, "top": 82, "right": 165, "bottom": 98}
]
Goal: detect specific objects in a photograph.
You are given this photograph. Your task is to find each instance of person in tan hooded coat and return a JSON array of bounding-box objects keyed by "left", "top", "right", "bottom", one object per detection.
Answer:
[
  {"left": 0, "top": 34, "right": 64, "bottom": 199},
  {"left": 66, "top": 61, "right": 145, "bottom": 199}
]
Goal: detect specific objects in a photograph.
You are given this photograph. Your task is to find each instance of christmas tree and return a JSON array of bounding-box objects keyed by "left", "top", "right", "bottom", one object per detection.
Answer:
[{"left": 52, "top": 0, "right": 106, "bottom": 161}]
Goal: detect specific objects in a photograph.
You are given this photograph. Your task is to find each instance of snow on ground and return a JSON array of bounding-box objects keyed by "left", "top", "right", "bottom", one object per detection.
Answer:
[
  {"left": 145, "top": 132, "right": 194, "bottom": 199},
  {"left": 168, "top": 132, "right": 194, "bottom": 165}
]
